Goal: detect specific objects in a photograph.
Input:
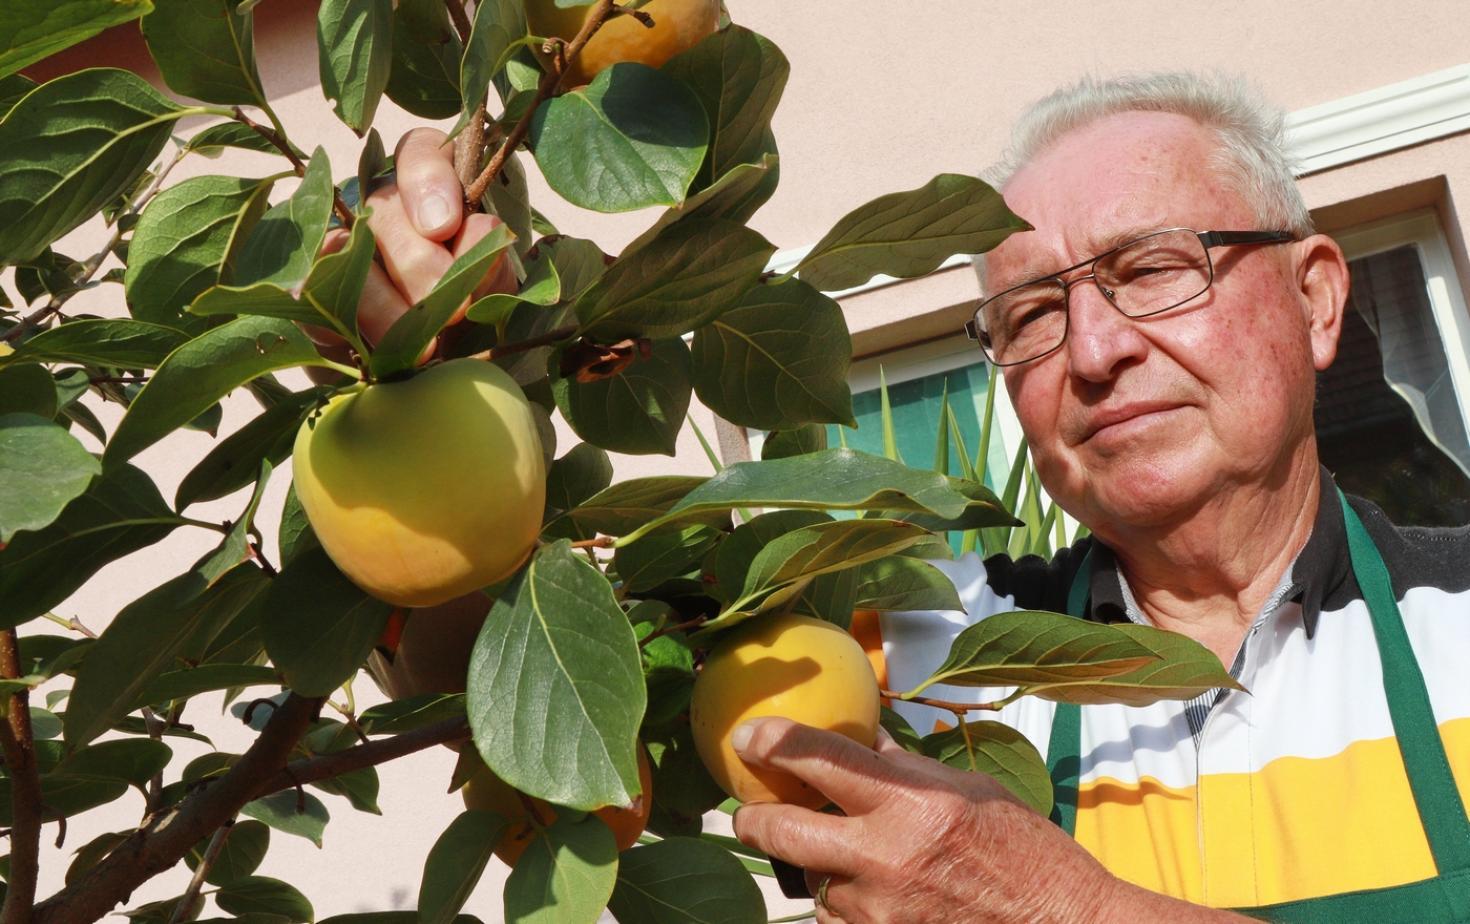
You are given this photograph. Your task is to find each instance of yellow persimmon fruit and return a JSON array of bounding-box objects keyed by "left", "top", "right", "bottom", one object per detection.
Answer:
[
  {"left": 366, "top": 590, "right": 493, "bottom": 700},
  {"left": 292, "top": 358, "right": 545, "bottom": 607},
  {"left": 690, "top": 613, "right": 881, "bottom": 809},
  {"left": 524, "top": 0, "right": 721, "bottom": 87},
  {"left": 461, "top": 746, "right": 654, "bottom": 865}
]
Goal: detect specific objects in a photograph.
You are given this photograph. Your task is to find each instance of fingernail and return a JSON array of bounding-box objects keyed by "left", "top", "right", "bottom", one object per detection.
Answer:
[
  {"left": 417, "top": 193, "right": 454, "bottom": 232},
  {"left": 730, "top": 720, "right": 756, "bottom": 754}
]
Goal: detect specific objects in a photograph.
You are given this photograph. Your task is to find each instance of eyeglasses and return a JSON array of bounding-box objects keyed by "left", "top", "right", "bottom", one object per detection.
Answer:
[{"left": 964, "top": 228, "right": 1296, "bottom": 366}]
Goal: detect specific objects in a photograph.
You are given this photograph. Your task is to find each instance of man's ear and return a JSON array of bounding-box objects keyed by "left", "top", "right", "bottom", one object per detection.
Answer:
[{"left": 1295, "top": 233, "right": 1349, "bottom": 371}]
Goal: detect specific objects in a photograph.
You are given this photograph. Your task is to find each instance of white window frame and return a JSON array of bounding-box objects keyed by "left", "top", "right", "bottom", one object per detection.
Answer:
[{"left": 1331, "top": 208, "right": 1470, "bottom": 444}]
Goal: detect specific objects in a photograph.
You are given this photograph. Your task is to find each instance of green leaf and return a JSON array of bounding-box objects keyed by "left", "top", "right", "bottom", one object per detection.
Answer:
[
  {"left": 530, "top": 62, "right": 707, "bottom": 213},
  {"left": 740, "top": 519, "right": 933, "bottom": 599},
  {"left": 135, "top": 664, "right": 279, "bottom": 709},
  {"left": 0, "top": 319, "right": 187, "bottom": 369},
  {"left": 56, "top": 738, "right": 172, "bottom": 790},
  {"left": 104, "top": 316, "right": 337, "bottom": 467},
  {"left": 553, "top": 337, "right": 691, "bottom": 456},
  {"left": 233, "top": 148, "right": 337, "bottom": 292},
  {"left": 608, "top": 837, "right": 766, "bottom": 924},
  {"left": 125, "top": 174, "right": 276, "bottom": 327},
  {"left": 311, "top": 764, "right": 381, "bottom": 815},
  {"left": 623, "top": 449, "right": 970, "bottom": 543},
  {"left": 620, "top": 155, "right": 778, "bottom": 257},
  {"left": 0, "top": 2, "right": 152, "bottom": 78},
  {"left": 467, "top": 541, "right": 645, "bottom": 811},
  {"left": 357, "top": 693, "right": 465, "bottom": 735},
  {"left": 539, "top": 236, "right": 607, "bottom": 303},
  {"left": 1022, "top": 622, "right": 1245, "bottom": 707},
  {"left": 321, "top": 917, "right": 481, "bottom": 924},
  {"left": 384, "top": 0, "right": 462, "bottom": 119},
  {"left": 278, "top": 482, "right": 320, "bottom": 568},
  {"left": 851, "top": 556, "right": 963, "bottom": 612},
  {"left": 0, "top": 414, "right": 100, "bottom": 543},
  {"left": 0, "top": 364, "right": 57, "bottom": 417},
  {"left": 614, "top": 525, "right": 720, "bottom": 593},
  {"left": 66, "top": 830, "right": 131, "bottom": 886},
  {"left": 0, "top": 73, "right": 36, "bottom": 120},
  {"left": 0, "top": 68, "right": 185, "bottom": 266},
  {"left": 905, "top": 610, "right": 1160, "bottom": 697},
  {"left": 261, "top": 546, "right": 392, "bottom": 697},
  {"left": 662, "top": 25, "right": 789, "bottom": 190},
  {"left": 369, "top": 222, "right": 515, "bottom": 378},
  {"left": 921, "top": 720, "right": 1053, "bottom": 817},
  {"left": 64, "top": 565, "right": 268, "bottom": 748},
  {"left": 191, "top": 215, "right": 377, "bottom": 345},
  {"left": 240, "top": 790, "right": 330, "bottom": 847},
  {"left": 893, "top": 476, "right": 1020, "bottom": 533},
  {"left": 418, "top": 811, "right": 507, "bottom": 924},
  {"left": 543, "top": 475, "right": 709, "bottom": 540},
  {"left": 185, "top": 820, "right": 270, "bottom": 886},
  {"left": 573, "top": 218, "right": 774, "bottom": 341},
  {"left": 690, "top": 277, "right": 854, "bottom": 430},
  {"left": 175, "top": 387, "right": 329, "bottom": 509},
  {"left": 760, "top": 424, "right": 826, "bottom": 461},
  {"left": 317, "top": 0, "right": 393, "bottom": 134},
  {"left": 712, "top": 510, "right": 830, "bottom": 605},
  {"left": 880, "top": 706, "right": 923, "bottom": 754},
  {"left": 502, "top": 815, "right": 618, "bottom": 924},
  {"left": 542, "top": 443, "right": 613, "bottom": 540},
  {"left": 457, "top": 0, "right": 526, "bottom": 132},
  {"left": 0, "top": 775, "right": 126, "bottom": 825},
  {"left": 485, "top": 150, "right": 535, "bottom": 260},
  {"left": 215, "top": 876, "right": 314, "bottom": 922},
  {"left": 141, "top": 0, "right": 265, "bottom": 106},
  {"left": 796, "top": 174, "right": 1031, "bottom": 292},
  {"left": 646, "top": 728, "right": 723, "bottom": 837},
  {"left": 185, "top": 121, "right": 294, "bottom": 158},
  {"left": 0, "top": 464, "right": 176, "bottom": 628},
  {"left": 464, "top": 247, "right": 561, "bottom": 329}
]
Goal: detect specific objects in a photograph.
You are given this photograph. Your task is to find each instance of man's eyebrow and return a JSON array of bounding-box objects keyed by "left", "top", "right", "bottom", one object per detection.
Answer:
[{"left": 1000, "top": 224, "right": 1170, "bottom": 289}]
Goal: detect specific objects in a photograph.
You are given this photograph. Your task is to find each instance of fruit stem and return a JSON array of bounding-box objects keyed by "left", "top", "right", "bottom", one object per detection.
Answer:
[
  {"left": 463, "top": 0, "right": 621, "bottom": 205},
  {"left": 568, "top": 536, "right": 615, "bottom": 551},
  {"left": 639, "top": 616, "right": 706, "bottom": 648}
]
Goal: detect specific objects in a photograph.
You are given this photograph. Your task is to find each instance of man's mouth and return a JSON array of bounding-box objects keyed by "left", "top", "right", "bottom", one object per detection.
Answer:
[{"left": 1077, "top": 401, "right": 1186, "bottom": 444}]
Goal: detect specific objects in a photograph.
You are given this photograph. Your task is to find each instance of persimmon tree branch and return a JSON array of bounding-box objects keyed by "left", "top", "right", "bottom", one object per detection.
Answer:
[
  {"left": 232, "top": 107, "right": 355, "bottom": 229},
  {"left": 444, "top": 0, "right": 472, "bottom": 43},
  {"left": 32, "top": 695, "right": 322, "bottom": 924},
  {"left": 167, "top": 820, "right": 232, "bottom": 924},
  {"left": 0, "top": 630, "right": 41, "bottom": 924},
  {"left": 464, "top": 0, "right": 625, "bottom": 206},
  {"left": 3, "top": 147, "right": 188, "bottom": 344},
  {"left": 881, "top": 690, "right": 1004, "bottom": 716},
  {"left": 253, "top": 715, "right": 470, "bottom": 798}
]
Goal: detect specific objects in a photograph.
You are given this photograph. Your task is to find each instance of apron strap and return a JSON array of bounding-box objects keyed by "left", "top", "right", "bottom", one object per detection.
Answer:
[
  {"left": 1337, "top": 490, "right": 1470, "bottom": 875},
  {"left": 1046, "top": 548, "right": 1092, "bottom": 834}
]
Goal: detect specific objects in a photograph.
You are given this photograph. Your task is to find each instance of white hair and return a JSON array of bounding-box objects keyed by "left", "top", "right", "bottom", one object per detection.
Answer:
[{"left": 973, "top": 71, "right": 1312, "bottom": 293}]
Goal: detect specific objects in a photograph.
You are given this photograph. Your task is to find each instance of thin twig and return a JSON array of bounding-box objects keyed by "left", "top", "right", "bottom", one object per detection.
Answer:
[
  {"left": 3, "top": 147, "right": 188, "bottom": 344},
  {"left": 639, "top": 616, "right": 707, "bottom": 649},
  {"left": 568, "top": 536, "right": 615, "bottom": 551},
  {"left": 444, "top": 0, "right": 473, "bottom": 44},
  {"left": 0, "top": 629, "right": 41, "bottom": 924},
  {"left": 232, "top": 107, "right": 355, "bottom": 229},
  {"left": 464, "top": 0, "right": 621, "bottom": 205},
  {"left": 247, "top": 541, "right": 279, "bottom": 578},
  {"left": 168, "top": 820, "right": 233, "bottom": 924},
  {"left": 880, "top": 690, "right": 1003, "bottom": 715},
  {"left": 465, "top": 323, "right": 579, "bottom": 363}
]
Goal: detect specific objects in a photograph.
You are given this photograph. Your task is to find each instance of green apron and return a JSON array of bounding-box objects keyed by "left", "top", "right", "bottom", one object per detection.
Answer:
[{"left": 1045, "top": 492, "right": 1470, "bottom": 921}]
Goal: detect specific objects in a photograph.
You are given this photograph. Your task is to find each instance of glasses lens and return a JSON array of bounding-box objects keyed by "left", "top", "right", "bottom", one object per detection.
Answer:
[
  {"left": 1097, "top": 229, "right": 1210, "bottom": 317},
  {"left": 977, "top": 279, "right": 1068, "bottom": 364}
]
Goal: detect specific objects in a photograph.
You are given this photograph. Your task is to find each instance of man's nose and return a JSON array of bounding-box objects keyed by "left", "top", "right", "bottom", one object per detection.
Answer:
[{"left": 1063, "top": 278, "right": 1149, "bottom": 382}]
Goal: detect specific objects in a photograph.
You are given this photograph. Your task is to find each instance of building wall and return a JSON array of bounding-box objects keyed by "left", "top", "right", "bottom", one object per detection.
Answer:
[{"left": 10, "top": 1, "right": 1470, "bottom": 917}]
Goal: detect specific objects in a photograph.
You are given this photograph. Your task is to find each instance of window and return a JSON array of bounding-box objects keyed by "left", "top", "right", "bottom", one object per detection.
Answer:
[{"left": 1321, "top": 211, "right": 1470, "bottom": 526}]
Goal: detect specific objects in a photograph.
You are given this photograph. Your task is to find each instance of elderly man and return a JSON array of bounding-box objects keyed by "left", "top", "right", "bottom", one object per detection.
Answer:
[{"left": 727, "top": 74, "right": 1470, "bottom": 922}]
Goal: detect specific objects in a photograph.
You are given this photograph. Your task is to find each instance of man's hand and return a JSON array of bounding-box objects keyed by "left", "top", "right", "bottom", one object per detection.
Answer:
[
  {"left": 307, "top": 127, "right": 517, "bottom": 365},
  {"left": 731, "top": 718, "right": 1248, "bottom": 924}
]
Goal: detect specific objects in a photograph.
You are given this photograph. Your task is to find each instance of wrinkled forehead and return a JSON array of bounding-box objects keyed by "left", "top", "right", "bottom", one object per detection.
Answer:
[{"left": 987, "top": 111, "right": 1253, "bottom": 290}]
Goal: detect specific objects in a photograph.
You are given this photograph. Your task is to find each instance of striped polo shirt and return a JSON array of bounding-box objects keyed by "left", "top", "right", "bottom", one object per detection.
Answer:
[{"left": 870, "top": 471, "right": 1470, "bottom": 908}]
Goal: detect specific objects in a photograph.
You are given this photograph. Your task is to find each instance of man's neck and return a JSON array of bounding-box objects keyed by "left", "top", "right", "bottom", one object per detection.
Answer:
[{"left": 1101, "top": 452, "right": 1322, "bottom": 666}]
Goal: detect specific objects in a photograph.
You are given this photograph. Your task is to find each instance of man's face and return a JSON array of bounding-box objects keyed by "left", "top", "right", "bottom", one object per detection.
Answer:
[{"left": 988, "top": 111, "right": 1331, "bottom": 535}]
